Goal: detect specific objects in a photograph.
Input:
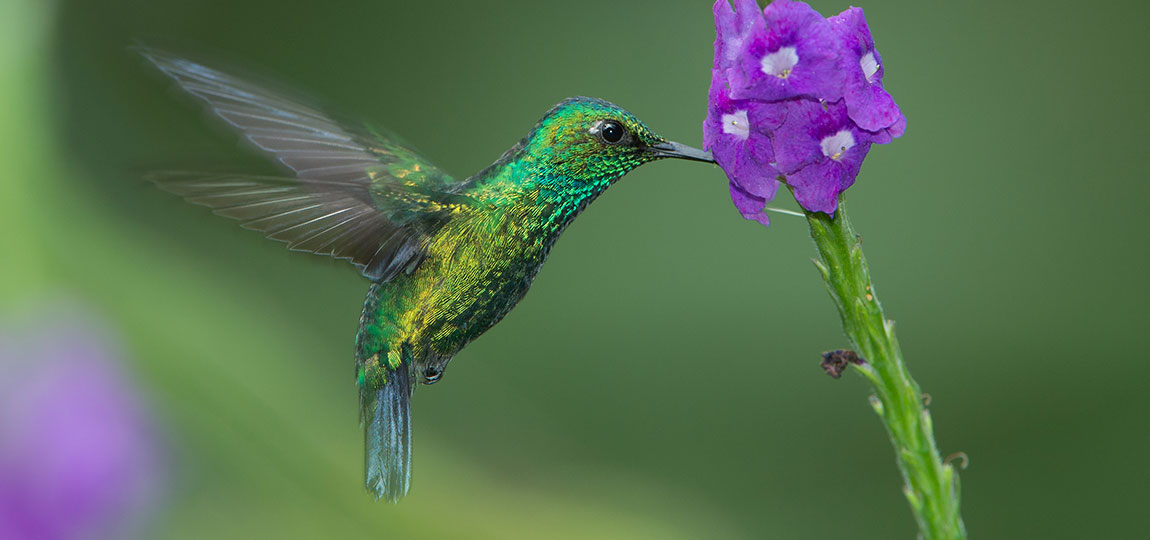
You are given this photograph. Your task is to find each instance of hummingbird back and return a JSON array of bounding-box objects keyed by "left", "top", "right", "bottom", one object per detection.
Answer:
[{"left": 141, "top": 47, "right": 713, "bottom": 502}]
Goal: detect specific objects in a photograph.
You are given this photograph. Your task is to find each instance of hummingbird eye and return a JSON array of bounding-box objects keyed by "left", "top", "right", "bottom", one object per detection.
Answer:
[{"left": 596, "top": 120, "right": 626, "bottom": 145}]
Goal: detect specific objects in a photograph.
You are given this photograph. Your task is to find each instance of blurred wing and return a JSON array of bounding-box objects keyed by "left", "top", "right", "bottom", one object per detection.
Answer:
[{"left": 141, "top": 48, "right": 464, "bottom": 281}]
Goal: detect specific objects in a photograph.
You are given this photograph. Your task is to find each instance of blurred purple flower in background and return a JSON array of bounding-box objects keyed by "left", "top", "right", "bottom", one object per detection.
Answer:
[
  {"left": 704, "top": 0, "right": 906, "bottom": 223},
  {"left": 0, "top": 310, "right": 160, "bottom": 540}
]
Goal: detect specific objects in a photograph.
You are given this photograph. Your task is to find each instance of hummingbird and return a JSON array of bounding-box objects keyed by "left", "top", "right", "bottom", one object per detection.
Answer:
[{"left": 141, "top": 48, "right": 714, "bottom": 502}]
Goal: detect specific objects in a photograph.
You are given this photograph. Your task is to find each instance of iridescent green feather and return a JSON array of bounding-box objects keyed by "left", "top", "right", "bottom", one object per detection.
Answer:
[{"left": 142, "top": 48, "right": 706, "bottom": 503}]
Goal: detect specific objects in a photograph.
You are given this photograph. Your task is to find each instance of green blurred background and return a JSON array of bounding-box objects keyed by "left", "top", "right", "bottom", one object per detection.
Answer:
[{"left": 3, "top": 0, "right": 1149, "bottom": 537}]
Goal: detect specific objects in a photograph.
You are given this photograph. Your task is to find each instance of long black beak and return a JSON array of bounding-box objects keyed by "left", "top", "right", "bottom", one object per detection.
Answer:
[{"left": 647, "top": 141, "right": 715, "bottom": 163}]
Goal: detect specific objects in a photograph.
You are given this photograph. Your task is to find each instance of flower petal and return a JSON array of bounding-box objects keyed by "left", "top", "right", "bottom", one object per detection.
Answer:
[
  {"left": 769, "top": 98, "right": 879, "bottom": 214},
  {"left": 704, "top": 73, "right": 785, "bottom": 190},
  {"left": 845, "top": 80, "right": 904, "bottom": 134},
  {"left": 830, "top": 7, "right": 906, "bottom": 133},
  {"left": 786, "top": 160, "right": 843, "bottom": 215},
  {"left": 729, "top": 181, "right": 771, "bottom": 226},
  {"left": 771, "top": 98, "right": 835, "bottom": 174},
  {"left": 727, "top": 0, "right": 842, "bottom": 103},
  {"left": 786, "top": 138, "right": 871, "bottom": 215},
  {"left": 713, "top": 0, "right": 765, "bottom": 72},
  {"left": 882, "top": 109, "right": 907, "bottom": 139}
]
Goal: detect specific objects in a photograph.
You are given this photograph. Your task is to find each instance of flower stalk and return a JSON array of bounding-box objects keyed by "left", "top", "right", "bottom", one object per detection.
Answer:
[{"left": 805, "top": 196, "right": 966, "bottom": 540}]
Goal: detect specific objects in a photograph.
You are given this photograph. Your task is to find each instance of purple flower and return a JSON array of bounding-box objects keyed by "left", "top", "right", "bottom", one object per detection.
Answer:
[
  {"left": 829, "top": 7, "right": 906, "bottom": 135},
  {"left": 713, "top": 0, "right": 765, "bottom": 73},
  {"left": 727, "top": 0, "right": 841, "bottom": 103},
  {"left": 703, "top": 73, "right": 787, "bottom": 225},
  {"left": 0, "top": 311, "right": 160, "bottom": 540},
  {"left": 772, "top": 99, "right": 876, "bottom": 214},
  {"left": 705, "top": 0, "right": 906, "bottom": 223}
]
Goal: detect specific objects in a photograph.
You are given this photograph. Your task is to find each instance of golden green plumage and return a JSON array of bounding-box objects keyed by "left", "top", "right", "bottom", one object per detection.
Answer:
[
  {"left": 358, "top": 99, "right": 667, "bottom": 384},
  {"left": 141, "top": 49, "right": 713, "bottom": 502}
]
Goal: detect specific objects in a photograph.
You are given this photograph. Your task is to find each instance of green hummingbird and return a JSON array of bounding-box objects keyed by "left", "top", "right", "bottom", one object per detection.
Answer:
[{"left": 141, "top": 48, "right": 713, "bottom": 502}]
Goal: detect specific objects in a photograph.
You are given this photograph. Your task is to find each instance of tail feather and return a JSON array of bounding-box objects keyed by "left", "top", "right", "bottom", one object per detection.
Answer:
[{"left": 364, "top": 364, "right": 412, "bottom": 502}]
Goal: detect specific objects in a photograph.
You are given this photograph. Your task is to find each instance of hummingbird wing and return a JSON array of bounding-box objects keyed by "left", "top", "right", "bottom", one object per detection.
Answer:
[{"left": 142, "top": 48, "right": 467, "bottom": 281}]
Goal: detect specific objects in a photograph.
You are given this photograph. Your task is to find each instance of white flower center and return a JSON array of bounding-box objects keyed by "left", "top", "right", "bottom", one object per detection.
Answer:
[
  {"left": 761, "top": 47, "right": 799, "bottom": 79},
  {"left": 820, "top": 130, "right": 855, "bottom": 161},
  {"left": 860, "top": 51, "right": 879, "bottom": 83},
  {"left": 721, "top": 110, "right": 750, "bottom": 141}
]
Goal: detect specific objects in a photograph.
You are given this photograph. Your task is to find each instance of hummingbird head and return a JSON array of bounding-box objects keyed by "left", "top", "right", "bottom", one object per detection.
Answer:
[{"left": 521, "top": 97, "right": 713, "bottom": 186}]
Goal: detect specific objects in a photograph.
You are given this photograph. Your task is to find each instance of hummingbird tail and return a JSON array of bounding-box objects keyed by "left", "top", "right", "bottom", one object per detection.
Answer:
[{"left": 363, "top": 363, "right": 412, "bottom": 502}]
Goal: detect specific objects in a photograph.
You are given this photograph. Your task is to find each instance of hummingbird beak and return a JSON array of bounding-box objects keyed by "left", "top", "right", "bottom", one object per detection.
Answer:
[{"left": 647, "top": 140, "right": 716, "bottom": 163}]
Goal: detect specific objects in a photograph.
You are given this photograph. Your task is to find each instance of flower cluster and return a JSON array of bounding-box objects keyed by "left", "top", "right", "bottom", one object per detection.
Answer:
[
  {"left": 704, "top": 0, "right": 905, "bottom": 224},
  {"left": 0, "top": 312, "right": 159, "bottom": 539}
]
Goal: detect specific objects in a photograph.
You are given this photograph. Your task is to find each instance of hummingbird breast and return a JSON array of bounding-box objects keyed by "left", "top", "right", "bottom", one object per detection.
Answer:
[{"left": 365, "top": 190, "right": 575, "bottom": 381}]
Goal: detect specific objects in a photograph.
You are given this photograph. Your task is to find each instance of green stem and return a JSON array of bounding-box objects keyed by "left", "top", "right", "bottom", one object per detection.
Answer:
[{"left": 805, "top": 197, "right": 966, "bottom": 540}]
